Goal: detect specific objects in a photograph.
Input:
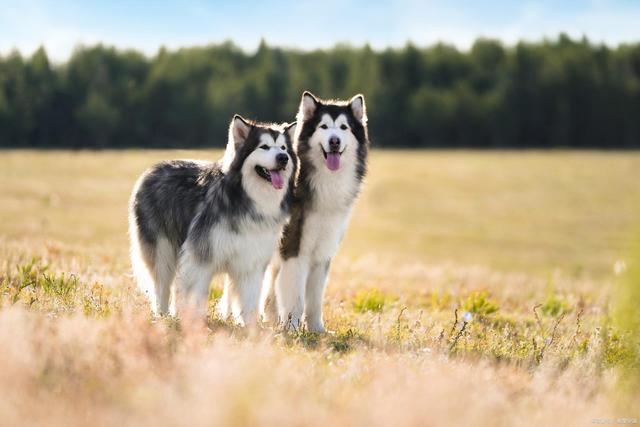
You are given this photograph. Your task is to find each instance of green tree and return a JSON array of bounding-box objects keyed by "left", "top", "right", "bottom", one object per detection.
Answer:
[{"left": 1, "top": 36, "right": 640, "bottom": 148}]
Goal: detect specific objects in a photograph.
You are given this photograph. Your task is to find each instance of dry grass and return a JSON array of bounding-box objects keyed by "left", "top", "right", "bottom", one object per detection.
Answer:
[{"left": 1, "top": 149, "right": 639, "bottom": 426}]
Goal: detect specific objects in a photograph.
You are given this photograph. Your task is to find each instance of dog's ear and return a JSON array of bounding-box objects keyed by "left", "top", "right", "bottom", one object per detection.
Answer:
[
  {"left": 350, "top": 94, "right": 367, "bottom": 124},
  {"left": 299, "top": 91, "right": 319, "bottom": 121},
  {"left": 229, "top": 114, "right": 252, "bottom": 146},
  {"left": 223, "top": 114, "right": 252, "bottom": 171},
  {"left": 285, "top": 121, "right": 297, "bottom": 141}
]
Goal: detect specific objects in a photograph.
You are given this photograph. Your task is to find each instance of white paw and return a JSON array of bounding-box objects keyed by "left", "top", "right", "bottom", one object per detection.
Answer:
[{"left": 306, "top": 322, "right": 326, "bottom": 334}]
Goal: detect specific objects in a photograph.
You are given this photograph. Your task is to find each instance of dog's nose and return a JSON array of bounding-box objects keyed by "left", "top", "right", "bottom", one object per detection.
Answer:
[
  {"left": 329, "top": 136, "right": 340, "bottom": 152},
  {"left": 276, "top": 153, "right": 289, "bottom": 166}
]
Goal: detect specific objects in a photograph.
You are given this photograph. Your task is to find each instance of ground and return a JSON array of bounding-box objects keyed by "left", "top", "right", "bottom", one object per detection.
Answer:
[{"left": 1, "top": 149, "right": 639, "bottom": 426}]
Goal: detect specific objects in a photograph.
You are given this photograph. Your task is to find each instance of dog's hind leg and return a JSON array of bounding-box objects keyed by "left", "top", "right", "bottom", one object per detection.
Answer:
[
  {"left": 152, "top": 236, "right": 177, "bottom": 315},
  {"left": 216, "top": 275, "right": 232, "bottom": 320}
]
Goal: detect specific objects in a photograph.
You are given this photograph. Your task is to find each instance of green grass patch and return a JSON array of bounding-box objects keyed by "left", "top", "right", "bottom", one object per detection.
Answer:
[
  {"left": 1, "top": 258, "right": 114, "bottom": 316},
  {"left": 352, "top": 289, "right": 388, "bottom": 313},
  {"left": 461, "top": 291, "right": 499, "bottom": 317},
  {"left": 540, "top": 292, "right": 571, "bottom": 317}
]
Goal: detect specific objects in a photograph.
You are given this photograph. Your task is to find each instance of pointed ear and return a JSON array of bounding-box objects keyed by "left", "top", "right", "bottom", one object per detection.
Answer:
[
  {"left": 229, "top": 114, "right": 252, "bottom": 146},
  {"left": 350, "top": 94, "right": 367, "bottom": 124},
  {"left": 299, "top": 91, "right": 319, "bottom": 121},
  {"left": 223, "top": 114, "right": 252, "bottom": 172},
  {"left": 285, "top": 121, "right": 297, "bottom": 141}
]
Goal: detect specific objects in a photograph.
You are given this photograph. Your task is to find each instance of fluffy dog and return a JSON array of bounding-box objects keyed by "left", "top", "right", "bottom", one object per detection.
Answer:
[
  {"left": 261, "top": 92, "right": 369, "bottom": 332},
  {"left": 129, "top": 115, "right": 297, "bottom": 325}
]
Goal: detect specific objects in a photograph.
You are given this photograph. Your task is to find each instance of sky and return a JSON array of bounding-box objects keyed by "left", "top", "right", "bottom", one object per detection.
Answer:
[{"left": 0, "top": 0, "right": 639, "bottom": 62}]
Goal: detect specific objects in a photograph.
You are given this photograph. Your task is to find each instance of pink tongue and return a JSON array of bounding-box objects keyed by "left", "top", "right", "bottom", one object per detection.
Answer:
[
  {"left": 269, "top": 170, "right": 284, "bottom": 189},
  {"left": 326, "top": 153, "right": 341, "bottom": 171}
]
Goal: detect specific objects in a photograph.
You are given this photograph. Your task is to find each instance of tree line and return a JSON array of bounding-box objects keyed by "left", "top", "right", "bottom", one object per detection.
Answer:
[{"left": 1, "top": 35, "right": 639, "bottom": 149}]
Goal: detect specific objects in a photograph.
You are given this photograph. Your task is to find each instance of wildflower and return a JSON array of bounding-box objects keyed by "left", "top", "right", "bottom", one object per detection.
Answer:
[
  {"left": 613, "top": 260, "right": 627, "bottom": 276},
  {"left": 462, "top": 311, "right": 473, "bottom": 323}
]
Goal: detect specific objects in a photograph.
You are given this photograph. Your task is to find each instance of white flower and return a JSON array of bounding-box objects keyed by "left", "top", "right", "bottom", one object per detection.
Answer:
[
  {"left": 613, "top": 260, "right": 627, "bottom": 276},
  {"left": 462, "top": 311, "right": 473, "bottom": 323}
]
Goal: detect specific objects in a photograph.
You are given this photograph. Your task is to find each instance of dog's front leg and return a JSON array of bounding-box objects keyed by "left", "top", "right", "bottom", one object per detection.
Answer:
[
  {"left": 176, "top": 249, "right": 215, "bottom": 317},
  {"left": 275, "top": 257, "right": 309, "bottom": 330},
  {"left": 304, "top": 259, "right": 331, "bottom": 333},
  {"left": 228, "top": 268, "right": 263, "bottom": 327},
  {"left": 259, "top": 257, "right": 281, "bottom": 325}
]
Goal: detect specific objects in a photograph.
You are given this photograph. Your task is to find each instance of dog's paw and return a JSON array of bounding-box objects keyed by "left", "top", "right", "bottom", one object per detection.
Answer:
[{"left": 306, "top": 323, "right": 327, "bottom": 334}]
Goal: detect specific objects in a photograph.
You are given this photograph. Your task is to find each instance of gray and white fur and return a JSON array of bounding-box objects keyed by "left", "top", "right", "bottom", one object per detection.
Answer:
[
  {"left": 260, "top": 92, "right": 369, "bottom": 332},
  {"left": 129, "top": 115, "right": 297, "bottom": 325}
]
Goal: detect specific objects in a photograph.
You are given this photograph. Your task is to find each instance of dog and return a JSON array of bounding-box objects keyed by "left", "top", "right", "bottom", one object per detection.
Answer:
[
  {"left": 129, "top": 115, "right": 297, "bottom": 326},
  {"left": 260, "top": 92, "right": 369, "bottom": 332}
]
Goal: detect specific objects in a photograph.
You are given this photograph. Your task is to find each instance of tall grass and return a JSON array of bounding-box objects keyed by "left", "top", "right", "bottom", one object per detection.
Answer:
[
  {"left": 0, "top": 257, "right": 634, "bottom": 426},
  {"left": 613, "top": 231, "right": 640, "bottom": 404},
  {"left": 1, "top": 150, "right": 639, "bottom": 425}
]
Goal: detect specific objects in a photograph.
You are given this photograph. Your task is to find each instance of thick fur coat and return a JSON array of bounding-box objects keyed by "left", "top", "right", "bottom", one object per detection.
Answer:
[
  {"left": 129, "top": 116, "right": 297, "bottom": 325},
  {"left": 261, "top": 92, "right": 370, "bottom": 332}
]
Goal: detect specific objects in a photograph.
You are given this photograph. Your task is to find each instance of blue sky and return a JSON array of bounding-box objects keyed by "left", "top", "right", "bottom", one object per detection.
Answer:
[{"left": 0, "top": 0, "right": 639, "bottom": 61}]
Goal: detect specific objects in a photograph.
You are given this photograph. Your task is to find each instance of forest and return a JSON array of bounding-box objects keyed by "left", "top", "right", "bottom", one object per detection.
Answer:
[{"left": 1, "top": 34, "right": 639, "bottom": 148}]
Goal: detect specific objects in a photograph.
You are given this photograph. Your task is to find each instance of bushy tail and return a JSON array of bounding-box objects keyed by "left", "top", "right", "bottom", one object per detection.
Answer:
[{"left": 128, "top": 214, "right": 158, "bottom": 312}]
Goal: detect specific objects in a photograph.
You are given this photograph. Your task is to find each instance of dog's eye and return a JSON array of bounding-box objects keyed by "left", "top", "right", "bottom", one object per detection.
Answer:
[
  {"left": 281, "top": 145, "right": 286, "bottom": 150},
  {"left": 340, "top": 124, "right": 348, "bottom": 130},
  {"left": 260, "top": 144, "right": 269, "bottom": 150},
  {"left": 319, "top": 124, "right": 328, "bottom": 129}
]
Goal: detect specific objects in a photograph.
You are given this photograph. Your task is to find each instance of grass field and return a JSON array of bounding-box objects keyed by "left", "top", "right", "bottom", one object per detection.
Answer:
[{"left": 1, "top": 149, "right": 639, "bottom": 426}]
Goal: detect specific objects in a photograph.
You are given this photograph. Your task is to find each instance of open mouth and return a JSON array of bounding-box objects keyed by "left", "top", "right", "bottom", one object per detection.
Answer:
[
  {"left": 255, "top": 165, "right": 285, "bottom": 189},
  {"left": 320, "top": 146, "right": 345, "bottom": 171}
]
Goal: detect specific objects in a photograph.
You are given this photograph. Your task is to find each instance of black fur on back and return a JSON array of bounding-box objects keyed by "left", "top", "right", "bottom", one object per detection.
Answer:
[
  {"left": 279, "top": 94, "right": 370, "bottom": 259},
  {"left": 131, "top": 119, "right": 297, "bottom": 264}
]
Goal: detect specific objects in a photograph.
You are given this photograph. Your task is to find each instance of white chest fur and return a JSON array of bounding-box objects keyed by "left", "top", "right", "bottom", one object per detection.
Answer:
[
  {"left": 309, "top": 144, "right": 360, "bottom": 213},
  {"left": 299, "top": 164, "right": 360, "bottom": 263},
  {"left": 241, "top": 173, "right": 286, "bottom": 218},
  {"left": 208, "top": 219, "right": 281, "bottom": 273},
  {"left": 299, "top": 209, "right": 351, "bottom": 263}
]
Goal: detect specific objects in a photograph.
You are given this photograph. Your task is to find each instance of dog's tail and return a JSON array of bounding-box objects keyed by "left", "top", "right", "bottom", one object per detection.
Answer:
[
  {"left": 127, "top": 173, "right": 160, "bottom": 314},
  {"left": 128, "top": 208, "right": 157, "bottom": 310}
]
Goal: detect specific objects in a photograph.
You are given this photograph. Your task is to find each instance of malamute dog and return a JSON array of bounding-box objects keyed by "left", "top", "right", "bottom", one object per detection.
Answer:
[
  {"left": 129, "top": 115, "right": 297, "bottom": 325},
  {"left": 261, "top": 92, "right": 369, "bottom": 332}
]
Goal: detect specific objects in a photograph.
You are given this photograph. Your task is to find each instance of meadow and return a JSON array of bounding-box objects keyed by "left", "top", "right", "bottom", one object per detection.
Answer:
[{"left": 1, "top": 149, "right": 639, "bottom": 426}]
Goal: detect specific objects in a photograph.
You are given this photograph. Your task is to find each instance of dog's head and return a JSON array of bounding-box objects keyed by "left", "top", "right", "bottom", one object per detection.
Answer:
[
  {"left": 295, "top": 91, "right": 368, "bottom": 175},
  {"left": 223, "top": 115, "right": 297, "bottom": 196}
]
